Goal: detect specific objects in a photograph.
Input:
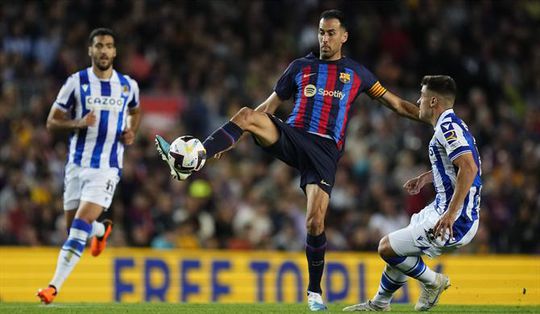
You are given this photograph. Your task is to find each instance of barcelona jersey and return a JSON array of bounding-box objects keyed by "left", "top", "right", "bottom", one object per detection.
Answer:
[{"left": 274, "top": 52, "right": 386, "bottom": 149}]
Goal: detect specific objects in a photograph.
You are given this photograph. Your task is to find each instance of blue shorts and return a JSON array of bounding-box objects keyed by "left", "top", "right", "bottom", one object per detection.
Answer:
[{"left": 256, "top": 114, "right": 342, "bottom": 196}]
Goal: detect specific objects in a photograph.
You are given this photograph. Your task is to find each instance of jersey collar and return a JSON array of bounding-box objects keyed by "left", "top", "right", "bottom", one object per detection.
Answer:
[
  {"left": 434, "top": 109, "right": 454, "bottom": 130},
  {"left": 307, "top": 52, "right": 346, "bottom": 63},
  {"left": 88, "top": 66, "right": 115, "bottom": 82}
]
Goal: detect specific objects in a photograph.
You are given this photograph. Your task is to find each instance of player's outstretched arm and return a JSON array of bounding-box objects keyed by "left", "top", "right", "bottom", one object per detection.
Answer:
[
  {"left": 46, "top": 108, "right": 96, "bottom": 132},
  {"left": 377, "top": 91, "right": 427, "bottom": 123}
]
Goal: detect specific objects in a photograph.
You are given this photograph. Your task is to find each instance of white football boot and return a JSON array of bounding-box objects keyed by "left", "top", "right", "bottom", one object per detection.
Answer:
[
  {"left": 342, "top": 300, "right": 390, "bottom": 311},
  {"left": 307, "top": 291, "right": 328, "bottom": 311},
  {"left": 155, "top": 135, "right": 191, "bottom": 181},
  {"left": 415, "top": 273, "right": 450, "bottom": 311}
]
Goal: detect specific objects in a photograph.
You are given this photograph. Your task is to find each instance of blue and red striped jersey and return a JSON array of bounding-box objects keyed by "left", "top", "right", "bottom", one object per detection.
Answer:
[{"left": 274, "top": 53, "right": 386, "bottom": 150}]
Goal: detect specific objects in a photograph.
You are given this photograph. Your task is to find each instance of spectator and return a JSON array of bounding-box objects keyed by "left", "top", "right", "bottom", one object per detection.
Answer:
[{"left": 0, "top": 0, "right": 538, "bottom": 253}]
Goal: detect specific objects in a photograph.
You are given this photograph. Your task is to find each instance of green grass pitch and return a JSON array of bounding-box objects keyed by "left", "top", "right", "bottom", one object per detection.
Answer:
[{"left": 1, "top": 303, "right": 539, "bottom": 313}]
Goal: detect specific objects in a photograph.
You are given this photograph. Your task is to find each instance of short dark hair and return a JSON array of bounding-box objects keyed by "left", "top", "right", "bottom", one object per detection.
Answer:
[
  {"left": 421, "top": 75, "right": 456, "bottom": 97},
  {"left": 320, "top": 9, "right": 347, "bottom": 30},
  {"left": 88, "top": 28, "right": 116, "bottom": 45}
]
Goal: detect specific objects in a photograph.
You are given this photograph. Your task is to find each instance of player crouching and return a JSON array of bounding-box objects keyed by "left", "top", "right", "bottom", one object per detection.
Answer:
[{"left": 343, "top": 76, "right": 481, "bottom": 312}]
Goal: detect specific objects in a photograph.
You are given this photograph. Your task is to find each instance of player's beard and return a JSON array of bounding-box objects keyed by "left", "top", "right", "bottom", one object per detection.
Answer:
[
  {"left": 320, "top": 46, "right": 334, "bottom": 60},
  {"left": 94, "top": 57, "right": 113, "bottom": 71}
]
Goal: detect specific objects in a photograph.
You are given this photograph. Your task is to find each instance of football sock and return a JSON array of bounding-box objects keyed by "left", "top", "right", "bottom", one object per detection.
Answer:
[
  {"left": 50, "top": 218, "right": 91, "bottom": 292},
  {"left": 306, "top": 232, "right": 327, "bottom": 294},
  {"left": 88, "top": 221, "right": 105, "bottom": 239},
  {"left": 382, "top": 256, "right": 437, "bottom": 285},
  {"left": 202, "top": 121, "right": 244, "bottom": 158},
  {"left": 372, "top": 264, "right": 408, "bottom": 306}
]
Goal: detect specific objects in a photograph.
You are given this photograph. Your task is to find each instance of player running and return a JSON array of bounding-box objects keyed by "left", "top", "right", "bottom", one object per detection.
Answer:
[
  {"left": 156, "top": 9, "right": 421, "bottom": 311},
  {"left": 37, "top": 28, "right": 141, "bottom": 304},
  {"left": 343, "top": 75, "right": 482, "bottom": 312}
]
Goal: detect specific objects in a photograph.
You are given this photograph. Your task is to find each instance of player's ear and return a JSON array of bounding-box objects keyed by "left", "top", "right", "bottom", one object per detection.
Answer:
[
  {"left": 341, "top": 30, "right": 348, "bottom": 44},
  {"left": 88, "top": 46, "right": 92, "bottom": 57},
  {"left": 430, "top": 96, "right": 438, "bottom": 107}
]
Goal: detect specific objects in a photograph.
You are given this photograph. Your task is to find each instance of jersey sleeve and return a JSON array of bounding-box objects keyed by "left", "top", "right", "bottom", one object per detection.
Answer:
[
  {"left": 273, "top": 60, "right": 298, "bottom": 101},
  {"left": 127, "top": 78, "right": 140, "bottom": 109},
  {"left": 359, "top": 65, "right": 387, "bottom": 99},
  {"left": 435, "top": 122, "right": 472, "bottom": 161},
  {"left": 53, "top": 75, "right": 77, "bottom": 112}
]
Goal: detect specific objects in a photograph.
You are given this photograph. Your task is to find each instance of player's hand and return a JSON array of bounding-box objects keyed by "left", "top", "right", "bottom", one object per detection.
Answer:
[
  {"left": 403, "top": 176, "right": 423, "bottom": 195},
  {"left": 433, "top": 213, "right": 454, "bottom": 242},
  {"left": 120, "top": 128, "right": 135, "bottom": 145},
  {"left": 76, "top": 111, "right": 96, "bottom": 128}
]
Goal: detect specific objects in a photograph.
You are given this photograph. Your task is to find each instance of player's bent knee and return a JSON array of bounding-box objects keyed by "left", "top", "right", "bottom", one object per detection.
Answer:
[
  {"left": 232, "top": 107, "right": 256, "bottom": 129},
  {"left": 378, "top": 236, "right": 394, "bottom": 258}
]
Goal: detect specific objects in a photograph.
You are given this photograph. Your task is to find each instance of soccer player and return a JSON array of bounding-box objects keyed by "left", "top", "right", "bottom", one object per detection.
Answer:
[
  {"left": 343, "top": 75, "right": 482, "bottom": 312},
  {"left": 37, "top": 28, "right": 141, "bottom": 304},
  {"left": 156, "top": 9, "right": 421, "bottom": 311}
]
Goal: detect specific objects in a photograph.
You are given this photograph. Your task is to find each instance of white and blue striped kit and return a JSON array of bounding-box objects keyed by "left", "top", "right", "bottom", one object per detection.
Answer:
[
  {"left": 428, "top": 109, "right": 482, "bottom": 243},
  {"left": 53, "top": 67, "right": 139, "bottom": 169}
]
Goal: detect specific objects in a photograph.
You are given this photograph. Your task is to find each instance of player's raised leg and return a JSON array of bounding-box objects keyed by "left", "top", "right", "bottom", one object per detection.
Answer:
[
  {"left": 305, "top": 184, "right": 330, "bottom": 311},
  {"left": 205, "top": 106, "right": 281, "bottom": 156},
  {"left": 155, "top": 106, "right": 279, "bottom": 180},
  {"left": 37, "top": 202, "right": 103, "bottom": 304}
]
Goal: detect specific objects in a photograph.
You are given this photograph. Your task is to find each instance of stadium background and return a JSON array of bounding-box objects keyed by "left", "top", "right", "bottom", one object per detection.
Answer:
[{"left": 0, "top": 0, "right": 539, "bottom": 305}]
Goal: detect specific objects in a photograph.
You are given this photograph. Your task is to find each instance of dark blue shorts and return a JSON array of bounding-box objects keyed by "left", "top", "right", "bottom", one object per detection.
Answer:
[{"left": 256, "top": 114, "right": 342, "bottom": 196}]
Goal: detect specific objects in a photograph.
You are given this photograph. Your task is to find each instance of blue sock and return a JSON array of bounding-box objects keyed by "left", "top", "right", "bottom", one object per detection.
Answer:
[
  {"left": 202, "top": 121, "right": 244, "bottom": 157},
  {"left": 306, "top": 232, "right": 326, "bottom": 294},
  {"left": 372, "top": 264, "right": 408, "bottom": 306},
  {"left": 382, "top": 255, "right": 437, "bottom": 284}
]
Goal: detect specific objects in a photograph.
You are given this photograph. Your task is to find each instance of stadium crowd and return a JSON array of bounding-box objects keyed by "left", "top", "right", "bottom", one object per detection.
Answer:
[{"left": 1, "top": 0, "right": 538, "bottom": 253}]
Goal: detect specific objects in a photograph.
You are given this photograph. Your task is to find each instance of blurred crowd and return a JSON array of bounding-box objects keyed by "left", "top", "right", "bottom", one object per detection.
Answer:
[{"left": 1, "top": 0, "right": 539, "bottom": 253}]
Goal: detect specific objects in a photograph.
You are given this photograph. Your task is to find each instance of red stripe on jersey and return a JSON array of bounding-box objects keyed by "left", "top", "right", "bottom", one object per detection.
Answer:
[
  {"left": 293, "top": 66, "right": 312, "bottom": 127},
  {"left": 337, "top": 73, "right": 362, "bottom": 150},
  {"left": 317, "top": 64, "right": 338, "bottom": 134}
]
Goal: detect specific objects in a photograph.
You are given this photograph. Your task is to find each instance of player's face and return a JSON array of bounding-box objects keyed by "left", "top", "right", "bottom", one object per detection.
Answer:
[
  {"left": 88, "top": 35, "right": 116, "bottom": 71},
  {"left": 417, "top": 85, "right": 435, "bottom": 122},
  {"left": 318, "top": 18, "right": 348, "bottom": 60}
]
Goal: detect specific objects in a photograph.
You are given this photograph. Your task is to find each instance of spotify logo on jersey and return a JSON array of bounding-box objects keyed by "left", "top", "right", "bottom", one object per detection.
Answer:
[
  {"left": 304, "top": 84, "right": 317, "bottom": 97},
  {"left": 303, "top": 84, "right": 346, "bottom": 100}
]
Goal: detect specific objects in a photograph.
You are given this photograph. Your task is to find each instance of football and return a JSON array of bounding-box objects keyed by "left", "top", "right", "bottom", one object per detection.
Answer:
[{"left": 169, "top": 135, "right": 207, "bottom": 174}]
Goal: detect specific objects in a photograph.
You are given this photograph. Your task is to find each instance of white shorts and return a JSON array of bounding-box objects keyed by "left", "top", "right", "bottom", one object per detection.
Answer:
[
  {"left": 388, "top": 202, "right": 479, "bottom": 258},
  {"left": 63, "top": 163, "right": 120, "bottom": 211}
]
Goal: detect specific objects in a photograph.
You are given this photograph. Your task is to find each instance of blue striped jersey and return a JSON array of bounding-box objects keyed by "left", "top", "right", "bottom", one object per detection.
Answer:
[
  {"left": 429, "top": 109, "right": 482, "bottom": 242},
  {"left": 274, "top": 53, "right": 387, "bottom": 150},
  {"left": 52, "top": 67, "right": 140, "bottom": 169}
]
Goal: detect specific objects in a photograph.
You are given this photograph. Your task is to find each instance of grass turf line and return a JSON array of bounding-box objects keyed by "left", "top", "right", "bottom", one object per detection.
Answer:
[{"left": 0, "top": 303, "right": 539, "bottom": 313}]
